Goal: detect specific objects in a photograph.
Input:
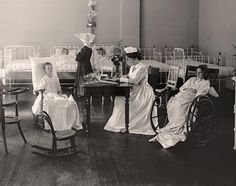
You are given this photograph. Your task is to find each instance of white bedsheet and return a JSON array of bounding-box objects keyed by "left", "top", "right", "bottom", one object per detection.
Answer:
[
  {"left": 166, "top": 59, "right": 235, "bottom": 78},
  {"left": 5, "top": 59, "right": 32, "bottom": 72},
  {"left": 93, "top": 57, "right": 114, "bottom": 72},
  {"left": 141, "top": 60, "right": 169, "bottom": 72},
  {"left": 5, "top": 55, "right": 78, "bottom": 73}
]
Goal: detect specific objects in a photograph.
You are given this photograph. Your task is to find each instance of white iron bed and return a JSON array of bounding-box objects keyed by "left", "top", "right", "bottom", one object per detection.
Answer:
[
  {"left": 3, "top": 42, "right": 40, "bottom": 86},
  {"left": 49, "top": 43, "right": 80, "bottom": 85},
  {"left": 139, "top": 47, "right": 170, "bottom": 86},
  {"left": 165, "top": 48, "right": 236, "bottom": 90},
  {"left": 91, "top": 43, "right": 116, "bottom": 74}
]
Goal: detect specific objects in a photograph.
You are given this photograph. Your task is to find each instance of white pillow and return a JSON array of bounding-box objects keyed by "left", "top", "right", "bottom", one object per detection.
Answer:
[
  {"left": 104, "top": 45, "right": 115, "bottom": 58},
  {"left": 55, "top": 48, "right": 62, "bottom": 56},
  {"left": 30, "top": 56, "right": 58, "bottom": 91},
  {"left": 69, "top": 49, "right": 78, "bottom": 59}
]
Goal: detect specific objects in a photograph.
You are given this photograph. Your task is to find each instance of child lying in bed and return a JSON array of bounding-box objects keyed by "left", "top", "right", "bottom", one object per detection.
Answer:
[
  {"left": 32, "top": 62, "right": 83, "bottom": 131},
  {"left": 62, "top": 48, "right": 69, "bottom": 55}
]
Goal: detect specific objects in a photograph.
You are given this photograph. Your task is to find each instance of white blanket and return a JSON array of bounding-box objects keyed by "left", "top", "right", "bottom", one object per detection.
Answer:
[
  {"left": 32, "top": 94, "right": 82, "bottom": 131},
  {"left": 156, "top": 90, "right": 196, "bottom": 148}
]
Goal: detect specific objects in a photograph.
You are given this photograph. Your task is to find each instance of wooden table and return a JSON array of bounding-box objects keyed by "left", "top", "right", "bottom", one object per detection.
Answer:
[
  {"left": 2, "top": 87, "right": 30, "bottom": 116},
  {"left": 79, "top": 82, "right": 132, "bottom": 134}
]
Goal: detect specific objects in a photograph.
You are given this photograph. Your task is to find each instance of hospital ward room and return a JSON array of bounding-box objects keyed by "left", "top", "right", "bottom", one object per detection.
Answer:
[{"left": 1, "top": 0, "right": 236, "bottom": 185}]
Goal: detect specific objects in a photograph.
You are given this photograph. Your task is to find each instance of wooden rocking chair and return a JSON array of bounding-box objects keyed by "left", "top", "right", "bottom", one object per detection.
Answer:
[{"left": 31, "top": 111, "right": 78, "bottom": 157}]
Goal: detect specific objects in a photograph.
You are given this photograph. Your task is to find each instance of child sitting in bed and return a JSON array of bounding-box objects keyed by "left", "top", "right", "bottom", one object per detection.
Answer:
[
  {"left": 62, "top": 48, "right": 69, "bottom": 55},
  {"left": 32, "top": 62, "right": 83, "bottom": 131}
]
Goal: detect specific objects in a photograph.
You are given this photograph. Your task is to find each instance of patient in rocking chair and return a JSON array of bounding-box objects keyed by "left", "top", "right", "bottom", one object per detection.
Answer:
[{"left": 32, "top": 62, "right": 83, "bottom": 131}]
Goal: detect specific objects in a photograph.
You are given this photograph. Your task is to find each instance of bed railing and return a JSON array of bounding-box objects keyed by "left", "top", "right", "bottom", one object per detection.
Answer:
[
  {"left": 3, "top": 44, "right": 39, "bottom": 87},
  {"left": 139, "top": 47, "right": 162, "bottom": 62},
  {"left": 50, "top": 43, "right": 80, "bottom": 56},
  {"left": 4, "top": 45, "right": 36, "bottom": 61}
]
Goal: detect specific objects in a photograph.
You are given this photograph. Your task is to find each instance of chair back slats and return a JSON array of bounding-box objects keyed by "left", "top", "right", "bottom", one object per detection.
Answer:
[
  {"left": 173, "top": 48, "right": 185, "bottom": 60},
  {"left": 185, "top": 65, "right": 198, "bottom": 81},
  {"left": 167, "top": 66, "right": 180, "bottom": 89}
]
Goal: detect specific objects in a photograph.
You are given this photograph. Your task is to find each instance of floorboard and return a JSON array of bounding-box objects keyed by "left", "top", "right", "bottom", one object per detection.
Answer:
[{"left": 0, "top": 88, "right": 236, "bottom": 186}]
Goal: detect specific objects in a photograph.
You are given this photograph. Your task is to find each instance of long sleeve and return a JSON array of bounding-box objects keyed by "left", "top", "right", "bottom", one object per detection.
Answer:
[
  {"left": 128, "top": 66, "right": 146, "bottom": 85},
  {"left": 179, "top": 78, "right": 192, "bottom": 92},
  {"left": 55, "top": 77, "right": 62, "bottom": 92},
  {"left": 196, "top": 80, "right": 210, "bottom": 96},
  {"left": 37, "top": 77, "right": 46, "bottom": 90},
  {"left": 76, "top": 50, "right": 84, "bottom": 63}
]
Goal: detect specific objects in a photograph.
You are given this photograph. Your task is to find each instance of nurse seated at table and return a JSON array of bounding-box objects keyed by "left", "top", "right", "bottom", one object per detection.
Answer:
[{"left": 104, "top": 47, "right": 155, "bottom": 135}]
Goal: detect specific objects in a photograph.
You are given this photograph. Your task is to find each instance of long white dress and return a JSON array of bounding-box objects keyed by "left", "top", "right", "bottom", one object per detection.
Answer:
[
  {"left": 104, "top": 62, "right": 156, "bottom": 135},
  {"left": 156, "top": 77, "right": 210, "bottom": 148},
  {"left": 32, "top": 75, "right": 83, "bottom": 131}
]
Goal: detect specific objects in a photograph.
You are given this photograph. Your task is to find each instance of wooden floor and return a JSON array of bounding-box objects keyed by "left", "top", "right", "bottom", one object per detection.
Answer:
[{"left": 0, "top": 88, "right": 236, "bottom": 186}]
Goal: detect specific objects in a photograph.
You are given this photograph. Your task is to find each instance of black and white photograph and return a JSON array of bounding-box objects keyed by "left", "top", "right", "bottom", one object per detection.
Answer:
[{"left": 0, "top": 0, "right": 236, "bottom": 185}]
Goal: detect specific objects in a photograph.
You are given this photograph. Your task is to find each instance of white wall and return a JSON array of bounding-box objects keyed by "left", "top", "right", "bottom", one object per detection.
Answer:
[
  {"left": 199, "top": 0, "right": 236, "bottom": 89},
  {"left": 121, "top": 0, "right": 140, "bottom": 48},
  {"left": 199, "top": 0, "right": 236, "bottom": 58},
  {"left": 141, "top": 0, "right": 199, "bottom": 50},
  {"left": 0, "top": 0, "right": 140, "bottom": 56}
]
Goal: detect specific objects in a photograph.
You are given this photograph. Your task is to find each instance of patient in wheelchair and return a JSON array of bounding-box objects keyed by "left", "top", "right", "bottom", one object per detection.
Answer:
[
  {"left": 32, "top": 62, "right": 83, "bottom": 131},
  {"left": 149, "top": 65, "right": 210, "bottom": 148}
]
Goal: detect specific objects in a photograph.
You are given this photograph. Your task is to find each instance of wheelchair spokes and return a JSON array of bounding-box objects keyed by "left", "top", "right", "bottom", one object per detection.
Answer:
[
  {"left": 150, "top": 95, "right": 168, "bottom": 132},
  {"left": 150, "top": 90, "right": 216, "bottom": 147},
  {"left": 187, "top": 96, "right": 215, "bottom": 147}
]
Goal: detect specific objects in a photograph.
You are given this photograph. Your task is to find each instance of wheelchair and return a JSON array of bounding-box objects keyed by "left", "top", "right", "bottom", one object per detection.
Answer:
[
  {"left": 150, "top": 89, "right": 215, "bottom": 147},
  {"left": 150, "top": 65, "right": 218, "bottom": 147}
]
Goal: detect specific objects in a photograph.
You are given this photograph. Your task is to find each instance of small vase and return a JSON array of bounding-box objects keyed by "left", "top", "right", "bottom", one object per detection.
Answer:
[{"left": 113, "top": 64, "right": 121, "bottom": 78}]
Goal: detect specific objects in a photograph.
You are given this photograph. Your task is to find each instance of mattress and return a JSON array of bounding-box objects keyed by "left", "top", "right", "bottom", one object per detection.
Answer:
[
  {"left": 93, "top": 57, "right": 114, "bottom": 72},
  {"left": 5, "top": 56, "right": 79, "bottom": 73},
  {"left": 141, "top": 60, "right": 170, "bottom": 72},
  {"left": 166, "top": 59, "right": 235, "bottom": 78},
  {"left": 5, "top": 59, "right": 32, "bottom": 72}
]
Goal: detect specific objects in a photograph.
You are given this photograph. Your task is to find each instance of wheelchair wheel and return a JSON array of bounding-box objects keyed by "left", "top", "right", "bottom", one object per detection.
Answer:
[
  {"left": 186, "top": 95, "right": 215, "bottom": 147},
  {"left": 150, "top": 93, "right": 168, "bottom": 132}
]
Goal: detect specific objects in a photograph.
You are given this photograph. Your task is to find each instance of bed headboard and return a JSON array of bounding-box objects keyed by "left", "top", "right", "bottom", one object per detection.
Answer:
[
  {"left": 16, "top": 42, "right": 41, "bottom": 56},
  {"left": 4, "top": 45, "right": 37, "bottom": 60},
  {"left": 173, "top": 48, "right": 185, "bottom": 61},
  {"left": 139, "top": 47, "right": 162, "bottom": 61},
  {"left": 50, "top": 43, "right": 80, "bottom": 57}
]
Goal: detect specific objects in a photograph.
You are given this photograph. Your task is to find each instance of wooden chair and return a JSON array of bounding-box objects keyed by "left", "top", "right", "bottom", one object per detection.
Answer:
[
  {"left": 0, "top": 90, "right": 27, "bottom": 154},
  {"left": 32, "top": 111, "right": 77, "bottom": 157},
  {"left": 153, "top": 66, "right": 180, "bottom": 107},
  {"left": 155, "top": 65, "right": 180, "bottom": 93}
]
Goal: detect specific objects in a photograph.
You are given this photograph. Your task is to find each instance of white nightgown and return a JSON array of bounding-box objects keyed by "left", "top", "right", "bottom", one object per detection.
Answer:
[
  {"left": 32, "top": 75, "right": 82, "bottom": 131},
  {"left": 155, "top": 77, "right": 210, "bottom": 148},
  {"left": 104, "top": 62, "right": 156, "bottom": 135}
]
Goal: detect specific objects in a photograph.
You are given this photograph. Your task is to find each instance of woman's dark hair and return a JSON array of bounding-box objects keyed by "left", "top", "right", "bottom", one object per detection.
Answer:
[
  {"left": 43, "top": 62, "right": 52, "bottom": 70},
  {"left": 96, "top": 47, "right": 106, "bottom": 56},
  {"left": 197, "top": 64, "right": 209, "bottom": 80},
  {"left": 126, "top": 49, "right": 143, "bottom": 60},
  {"left": 62, "top": 48, "right": 69, "bottom": 54}
]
